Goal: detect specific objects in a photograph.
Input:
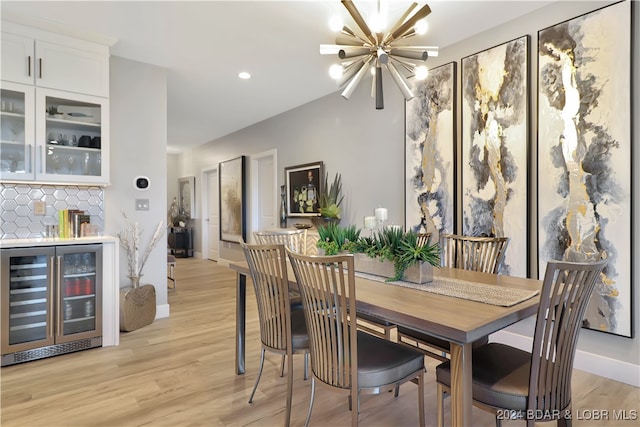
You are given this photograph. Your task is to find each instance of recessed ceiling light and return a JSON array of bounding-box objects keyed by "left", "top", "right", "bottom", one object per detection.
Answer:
[{"left": 238, "top": 72, "right": 251, "bottom": 80}]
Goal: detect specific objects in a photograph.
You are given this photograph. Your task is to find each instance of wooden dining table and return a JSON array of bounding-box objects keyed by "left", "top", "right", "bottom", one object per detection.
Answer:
[{"left": 229, "top": 260, "right": 542, "bottom": 427}]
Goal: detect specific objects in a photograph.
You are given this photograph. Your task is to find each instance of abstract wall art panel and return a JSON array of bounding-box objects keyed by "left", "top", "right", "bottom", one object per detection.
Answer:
[
  {"left": 219, "top": 156, "right": 246, "bottom": 243},
  {"left": 461, "top": 36, "right": 529, "bottom": 278},
  {"left": 537, "top": 1, "right": 632, "bottom": 337},
  {"left": 405, "top": 62, "right": 456, "bottom": 237}
]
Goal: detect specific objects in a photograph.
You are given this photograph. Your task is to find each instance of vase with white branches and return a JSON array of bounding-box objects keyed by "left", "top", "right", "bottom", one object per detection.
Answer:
[{"left": 117, "top": 211, "right": 165, "bottom": 288}]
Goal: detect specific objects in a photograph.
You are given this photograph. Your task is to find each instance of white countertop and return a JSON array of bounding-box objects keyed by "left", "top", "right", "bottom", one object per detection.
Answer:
[{"left": 0, "top": 235, "right": 119, "bottom": 248}]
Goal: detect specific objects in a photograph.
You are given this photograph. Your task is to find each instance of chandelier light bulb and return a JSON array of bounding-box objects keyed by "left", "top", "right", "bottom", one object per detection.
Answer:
[
  {"left": 414, "top": 66, "right": 429, "bottom": 80},
  {"left": 414, "top": 19, "right": 429, "bottom": 35},
  {"left": 329, "top": 64, "right": 344, "bottom": 80}
]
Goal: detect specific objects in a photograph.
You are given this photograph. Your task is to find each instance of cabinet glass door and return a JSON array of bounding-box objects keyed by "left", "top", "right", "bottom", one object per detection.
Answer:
[
  {"left": 57, "top": 245, "right": 102, "bottom": 341},
  {"left": 36, "top": 88, "right": 108, "bottom": 184},
  {"left": 0, "top": 82, "right": 35, "bottom": 180},
  {"left": 1, "top": 249, "right": 55, "bottom": 354}
]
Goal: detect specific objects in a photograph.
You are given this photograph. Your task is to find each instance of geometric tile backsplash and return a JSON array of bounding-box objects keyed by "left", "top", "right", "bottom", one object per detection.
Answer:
[{"left": 0, "top": 183, "right": 104, "bottom": 239}]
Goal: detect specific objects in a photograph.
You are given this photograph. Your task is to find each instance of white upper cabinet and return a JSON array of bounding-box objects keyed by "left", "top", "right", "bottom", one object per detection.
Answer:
[
  {"left": 1, "top": 24, "right": 110, "bottom": 97},
  {"left": 1, "top": 21, "right": 111, "bottom": 185},
  {"left": 1, "top": 33, "right": 35, "bottom": 86},
  {"left": 36, "top": 40, "right": 109, "bottom": 97}
]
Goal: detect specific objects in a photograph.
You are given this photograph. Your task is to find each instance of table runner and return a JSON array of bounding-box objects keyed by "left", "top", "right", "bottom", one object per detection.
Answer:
[{"left": 355, "top": 272, "right": 539, "bottom": 307}]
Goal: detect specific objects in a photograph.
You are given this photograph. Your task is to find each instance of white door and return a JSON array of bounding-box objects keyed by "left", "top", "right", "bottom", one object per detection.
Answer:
[
  {"left": 257, "top": 156, "right": 275, "bottom": 231},
  {"left": 207, "top": 169, "right": 219, "bottom": 261}
]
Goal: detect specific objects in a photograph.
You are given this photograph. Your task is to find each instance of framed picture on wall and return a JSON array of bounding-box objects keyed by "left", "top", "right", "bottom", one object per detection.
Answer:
[
  {"left": 405, "top": 61, "right": 457, "bottom": 236},
  {"left": 537, "top": 1, "right": 632, "bottom": 337},
  {"left": 285, "top": 161, "right": 323, "bottom": 217},
  {"left": 461, "top": 35, "right": 530, "bottom": 278},
  {"left": 219, "top": 156, "right": 245, "bottom": 243},
  {"left": 178, "top": 176, "right": 195, "bottom": 219}
]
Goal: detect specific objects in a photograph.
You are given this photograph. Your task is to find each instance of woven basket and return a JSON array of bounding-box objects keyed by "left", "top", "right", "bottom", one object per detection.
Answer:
[{"left": 119, "top": 284, "right": 156, "bottom": 332}]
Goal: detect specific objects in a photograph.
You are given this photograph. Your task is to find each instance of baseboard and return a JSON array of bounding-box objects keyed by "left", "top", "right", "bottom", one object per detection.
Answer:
[
  {"left": 155, "top": 304, "right": 170, "bottom": 319},
  {"left": 491, "top": 330, "right": 640, "bottom": 387}
]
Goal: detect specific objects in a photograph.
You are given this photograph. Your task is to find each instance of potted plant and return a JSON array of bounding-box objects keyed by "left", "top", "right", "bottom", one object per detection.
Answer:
[
  {"left": 311, "top": 171, "right": 344, "bottom": 229},
  {"left": 46, "top": 105, "right": 63, "bottom": 118},
  {"left": 117, "top": 211, "right": 165, "bottom": 331},
  {"left": 317, "top": 224, "right": 440, "bottom": 283}
]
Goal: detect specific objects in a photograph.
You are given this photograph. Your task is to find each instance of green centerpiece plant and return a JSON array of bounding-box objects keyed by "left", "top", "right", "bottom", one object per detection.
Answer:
[
  {"left": 317, "top": 224, "right": 440, "bottom": 282},
  {"left": 312, "top": 172, "right": 344, "bottom": 228}
]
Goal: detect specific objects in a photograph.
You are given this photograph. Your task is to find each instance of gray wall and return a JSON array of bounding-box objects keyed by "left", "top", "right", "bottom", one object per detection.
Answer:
[
  {"left": 106, "top": 56, "right": 169, "bottom": 312},
  {"left": 180, "top": 1, "right": 639, "bottom": 366}
]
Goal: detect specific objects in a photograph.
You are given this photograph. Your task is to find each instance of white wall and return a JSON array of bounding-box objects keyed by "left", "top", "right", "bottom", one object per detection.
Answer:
[
  {"left": 167, "top": 153, "right": 180, "bottom": 213},
  {"left": 178, "top": 1, "right": 639, "bottom": 380},
  {"left": 106, "top": 56, "right": 169, "bottom": 318}
]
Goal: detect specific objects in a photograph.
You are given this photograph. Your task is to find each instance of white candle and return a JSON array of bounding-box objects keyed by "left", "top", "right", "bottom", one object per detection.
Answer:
[
  {"left": 364, "top": 216, "right": 376, "bottom": 230},
  {"left": 374, "top": 207, "right": 388, "bottom": 222}
]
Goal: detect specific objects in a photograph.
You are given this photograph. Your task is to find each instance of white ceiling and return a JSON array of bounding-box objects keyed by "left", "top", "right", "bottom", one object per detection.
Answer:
[{"left": 1, "top": 1, "right": 552, "bottom": 152}]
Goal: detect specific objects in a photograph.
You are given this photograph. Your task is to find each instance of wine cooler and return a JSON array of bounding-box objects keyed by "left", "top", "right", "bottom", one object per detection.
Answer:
[{"left": 1, "top": 244, "right": 102, "bottom": 366}]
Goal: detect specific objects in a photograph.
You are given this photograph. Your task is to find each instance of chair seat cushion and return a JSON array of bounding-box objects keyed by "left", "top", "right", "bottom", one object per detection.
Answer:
[
  {"left": 290, "top": 307, "right": 309, "bottom": 350},
  {"left": 357, "top": 330, "right": 424, "bottom": 389},
  {"left": 397, "top": 326, "right": 488, "bottom": 352},
  {"left": 435, "top": 342, "right": 531, "bottom": 411}
]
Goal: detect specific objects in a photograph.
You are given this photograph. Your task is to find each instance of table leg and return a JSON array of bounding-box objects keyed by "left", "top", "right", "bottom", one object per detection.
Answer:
[
  {"left": 449, "top": 342, "right": 472, "bottom": 427},
  {"left": 235, "top": 272, "right": 246, "bottom": 375}
]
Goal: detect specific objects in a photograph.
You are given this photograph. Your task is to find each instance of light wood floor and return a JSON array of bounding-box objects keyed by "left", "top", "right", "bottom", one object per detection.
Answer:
[{"left": 1, "top": 258, "right": 638, "bottom": 426}]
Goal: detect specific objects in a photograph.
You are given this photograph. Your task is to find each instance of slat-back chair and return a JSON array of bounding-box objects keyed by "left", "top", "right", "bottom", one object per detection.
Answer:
[
  {"left": 287, "top": 249, "right": 426, "bottom": 427},
  {"left": 253, "top": 229, "right": 309, "bottom": 375},
  {"left": 440, "top": 234, "right": 509, "bottom": 274},
  {"left": 435, "top": 258, "right": 607, "bottom": 427},
  {"left": 254, "top": 229, "right": 307, "bottom": 254},
  {"left": 397, "top": 234, "right": 510, "bottom": 361},
  {"left": 240, "top": 241, "right": 309, "bottom": 427}
]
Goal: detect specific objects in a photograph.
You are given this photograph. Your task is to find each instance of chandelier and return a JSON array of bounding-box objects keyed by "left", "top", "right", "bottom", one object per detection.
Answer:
[{"left": 320, "top": 0, "right": 438, "bottom": 109}]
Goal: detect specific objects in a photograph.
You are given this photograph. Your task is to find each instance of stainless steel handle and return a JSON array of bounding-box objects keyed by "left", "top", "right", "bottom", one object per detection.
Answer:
[
  {"left": 56, "top": 256, "right": 62, "bottom": 337},
  {"left": 38, "top": 58, "right": 42, "bottom": 79},
  {"left": 49, "top": 256, "right": 56, "bottom": 339},
  {"left": 28, "top": 56, "right": 31, "bottom": 77},
  {"left": 27, "top": 144, "right": 32, "bottom": 173},
  {"left": 39, "top": 145, "right": 43, "bottom": 174}
]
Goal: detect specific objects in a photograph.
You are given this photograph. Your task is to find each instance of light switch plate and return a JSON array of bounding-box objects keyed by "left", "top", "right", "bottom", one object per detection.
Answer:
[
  {"left": 34, "top": 200, "right": 46, "bottom": 215},
  {"left": 135, "top": 199, "right": 149, "bottom": 211}
]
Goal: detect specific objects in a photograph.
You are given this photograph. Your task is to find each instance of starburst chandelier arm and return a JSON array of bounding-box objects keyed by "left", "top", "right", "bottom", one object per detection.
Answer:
[
  {"left": 381, "top": 2, "right": 418, "bottom": 45},
  {"left": 341, "top": 25, "right": 371, "bottom": 45},
  {"left": 373, "top": 64, "right": 384, "bottom": 109},
  {"left": 389, "top": 48, "right": 429, "bottom": 61},
  {"left": 385, "top": 61, "right": 414, "bottom": 100},
  {"left": 336, "top": 58, "right": 366, "bottom": 87},
  {"left": 387, "top": 3, "right": 432, "bottom": 44},
  {"left": 339, "top": 46, "right": 372, "bottom": 59},
  {"left": 341, "top": 0, "right": 377, "bottom": 45},
  {"left": 341, "top": 55, "right": 374, "bottom": 99},
  {"left": 390, "top": 56, "right": 417, "bottom": 74},
  {"left": 336, "top": 33, "right": 366, "bottom": 46}
]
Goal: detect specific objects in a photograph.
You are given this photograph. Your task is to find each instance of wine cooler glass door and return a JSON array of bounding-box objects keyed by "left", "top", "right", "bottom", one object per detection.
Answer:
[
  {"left": 56, "top": 244, "right": 102, "bottom": 342},
  {"left": 1, "top": 248, "right": 56, "bottom": 355}
]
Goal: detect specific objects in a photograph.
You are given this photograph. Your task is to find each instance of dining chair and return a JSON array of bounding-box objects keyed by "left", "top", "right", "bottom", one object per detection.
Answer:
[
  {"left": 397, "top": 234, "right": 510, "bottom": 361},
  {"left": 254, "top": 229, "right": 307, "bottom": 254},
  {"left": 240, "top": 241, "right": 310, "bottom": 427},
  {"left": 440, "top": 233, "right": 510, "bottom": 274},
  {"left": 287, "top": 249, "right": 426, "bottom": 427},
  {"left": 435, "top": 258, "right": 608, "bottom": 427}
]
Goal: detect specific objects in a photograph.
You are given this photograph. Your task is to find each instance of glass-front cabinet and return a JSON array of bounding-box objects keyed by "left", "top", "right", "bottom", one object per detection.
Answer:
[
  {"left": 0, "top": 81, "right": 35, "bottom": 180},
  {"left": 0, "top": 85, "right": 109, "bottom": 184},
  {"left": 1, "top": 244, "right": 103, "bottom": 366}
]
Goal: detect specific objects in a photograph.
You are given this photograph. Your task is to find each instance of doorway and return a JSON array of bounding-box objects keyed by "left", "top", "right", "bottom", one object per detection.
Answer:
[
  {"left": 250, "top": 149, "right": 278, "bottom": 239},
  {"left": 201, "top": 167, "right": 219, "bottom": 261}
]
